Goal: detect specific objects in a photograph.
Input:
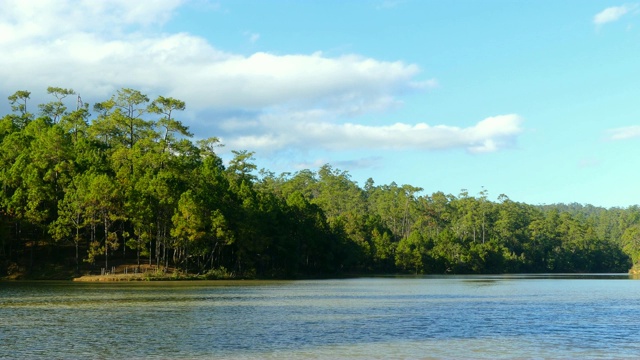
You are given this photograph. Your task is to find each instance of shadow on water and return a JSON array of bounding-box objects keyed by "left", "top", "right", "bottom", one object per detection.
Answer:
[{"left": 2, "top": 275, "right": 640, "bottom": 359}]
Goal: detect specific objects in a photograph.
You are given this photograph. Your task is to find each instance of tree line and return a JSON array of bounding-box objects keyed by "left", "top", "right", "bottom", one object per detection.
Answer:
[{"left": 0, "top": 87, "right": 638, "bottom": 278}]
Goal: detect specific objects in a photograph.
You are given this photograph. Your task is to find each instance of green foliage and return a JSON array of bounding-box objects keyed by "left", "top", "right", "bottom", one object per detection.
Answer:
[
  {"left": 8, "top": 90, "right": 32, "bottom": 121},
  {"left": 622, "top": 225, "right": 640, "bottom": 265},
  {"left": 395, "top": 230, "right": 428, "bottom": 274},
  {"left": 0, "top": 86, "right": 634, "bottom": 279},
  {"left": 203, "top": 266, "right": 232, "bottom": 280}
]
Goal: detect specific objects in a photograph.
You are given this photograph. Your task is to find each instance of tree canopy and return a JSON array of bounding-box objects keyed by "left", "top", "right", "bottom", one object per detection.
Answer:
[{"left": 0, "top": 88, "right": 635, "bottom": 279}]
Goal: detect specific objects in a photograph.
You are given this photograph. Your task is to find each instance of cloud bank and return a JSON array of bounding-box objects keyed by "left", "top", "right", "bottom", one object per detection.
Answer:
[
  {"left": 0, "top": 0, "right": 523, "bottom": 159},
  {"left": 0, "top": 0, "right": 422, "bottom": 113},
  {"left": 224, "top": 113, "right": 524, "bottom": 154}
]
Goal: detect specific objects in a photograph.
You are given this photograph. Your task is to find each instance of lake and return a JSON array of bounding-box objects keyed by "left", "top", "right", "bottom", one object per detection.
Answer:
[{"left": 1, "top": 275, "right": 639, "bottom": 359}]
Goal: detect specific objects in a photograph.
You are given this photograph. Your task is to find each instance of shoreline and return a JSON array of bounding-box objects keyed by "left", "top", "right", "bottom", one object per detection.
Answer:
[
  {"left": 3, "top": 270, "right": 638, "bottom": 282},
  {"left": 73, "top": 273, "right": 151, "bottom": 282}
]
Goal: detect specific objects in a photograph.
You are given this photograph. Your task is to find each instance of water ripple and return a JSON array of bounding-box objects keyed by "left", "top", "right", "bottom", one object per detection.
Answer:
[{"left": 2, "top": 277, "right": 640, "bottom": 359}]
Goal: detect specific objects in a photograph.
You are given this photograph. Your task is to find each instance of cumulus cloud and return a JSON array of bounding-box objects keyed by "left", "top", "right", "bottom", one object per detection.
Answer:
[
  {"left": 605, "top": 125, "right": 640, "bottom": 140},
  {"left": 0, "top": 0, "right": 183, "bottom": 41},
  {"left": 0, "top": 0, "right": 422, "bottom": 115},
  {"left": 176, "top": 52, "right": 421, "bottom": 112},
  {"left": 224, "top": 113, "right": 524, "bottom": 154},
  {"left": 0, "top": 0, "right": 523, "bottom": 159},
  {"left": 593, "top": 4, "right": 636, "bottom": 25}
]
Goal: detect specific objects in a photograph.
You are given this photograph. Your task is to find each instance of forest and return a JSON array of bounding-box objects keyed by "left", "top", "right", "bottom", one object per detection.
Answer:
[{"left": 1, "top": 87, "right": 639, "bottom": 279}]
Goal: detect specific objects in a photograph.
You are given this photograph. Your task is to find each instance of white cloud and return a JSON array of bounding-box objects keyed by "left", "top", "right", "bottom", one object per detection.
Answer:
[
  {"left": 224, "top": 113, "right": 524, "bottom": 154},
  {"left": 175, "top": 52, "right": 421, "bottom": 112},
  {"left": 0, "top": 0, "right": 183, "bottom": 41},
  {"left": 593, "top": 5, "right": 636, "bottom": 25},
  {"left": 0, "top": 0, "right": 524, "bottom": 159},
  {"left": 0, "top": 0, "right": 423, "bottom": 116},
  {"left": 606, "top": 125, "right": 640, "bottom": 140}
]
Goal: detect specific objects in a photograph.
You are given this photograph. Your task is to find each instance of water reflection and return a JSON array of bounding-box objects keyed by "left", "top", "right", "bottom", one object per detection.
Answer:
[{"left": 1, "top": 276, "right": 640, "bottom": 359}]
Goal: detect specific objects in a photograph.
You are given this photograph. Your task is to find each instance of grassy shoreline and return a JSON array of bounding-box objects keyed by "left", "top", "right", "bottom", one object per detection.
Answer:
[
  {"left": 4, "top": 261, "right": 639, "bottom": 281},
  {"left": 3, "top": 271, "right": 235, "bottom": 282},
  {"left": 72, "top": 273, "right": 199, "bottom": 282},
  {"left": 1, "top": 261, "right": 235, "bottom": 282}
]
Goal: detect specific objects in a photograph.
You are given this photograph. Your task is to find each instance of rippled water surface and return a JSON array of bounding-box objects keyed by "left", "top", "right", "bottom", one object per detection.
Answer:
[{"left": 1, "top": 275, "right": 640, "bottom": 359}]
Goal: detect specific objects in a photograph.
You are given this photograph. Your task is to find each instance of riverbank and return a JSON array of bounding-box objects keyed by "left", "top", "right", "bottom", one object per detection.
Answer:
[
  {"left": 74, "top": 263, "right": 239, "bottom": 281},
  {"left": 5, "top": 271, "right": 233, "bottom": 282},
  {"left": 72, "top": 269, "right": 205, "bottom": 282},
  {"left": 4, "top": 258, "right": 639, "bottom": 281},
  {"left": 2, "top": 261, "right": 234, "bottom": 282}
]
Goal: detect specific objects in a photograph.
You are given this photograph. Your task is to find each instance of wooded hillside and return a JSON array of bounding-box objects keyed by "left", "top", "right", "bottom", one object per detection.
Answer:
[{"left": 1, "top": 88, "right": 637, "bottom": 279}]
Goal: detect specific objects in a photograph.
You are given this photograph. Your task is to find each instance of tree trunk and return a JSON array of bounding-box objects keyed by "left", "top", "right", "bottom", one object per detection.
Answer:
[{"left": 104, "top": 216, "right": 109, "bottom": 271}]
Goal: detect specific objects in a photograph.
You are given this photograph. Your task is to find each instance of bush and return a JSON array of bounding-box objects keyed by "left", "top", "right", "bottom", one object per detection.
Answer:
[{"left": 203, "top": 266, "right": 233, "bottom": 280}]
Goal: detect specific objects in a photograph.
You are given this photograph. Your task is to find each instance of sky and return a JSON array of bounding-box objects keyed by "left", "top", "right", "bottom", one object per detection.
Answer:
[{"left": 1, "top": 0, "right": 640, "bottom": 208}]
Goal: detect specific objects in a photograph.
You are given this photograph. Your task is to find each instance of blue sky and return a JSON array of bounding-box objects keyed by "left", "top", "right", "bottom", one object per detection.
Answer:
[{"left": 1, "top": 0, "right": 640, "bottom": 207}]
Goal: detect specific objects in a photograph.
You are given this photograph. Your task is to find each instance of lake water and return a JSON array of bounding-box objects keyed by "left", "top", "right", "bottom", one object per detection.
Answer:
[{"left": 1, "top": 275, "right": 639, "bottom": 359}]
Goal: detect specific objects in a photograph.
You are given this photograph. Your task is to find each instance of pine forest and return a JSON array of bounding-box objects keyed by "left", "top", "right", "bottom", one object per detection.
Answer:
[{"left": 1, "top": 87, "right": 639, "bottom": 279}]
